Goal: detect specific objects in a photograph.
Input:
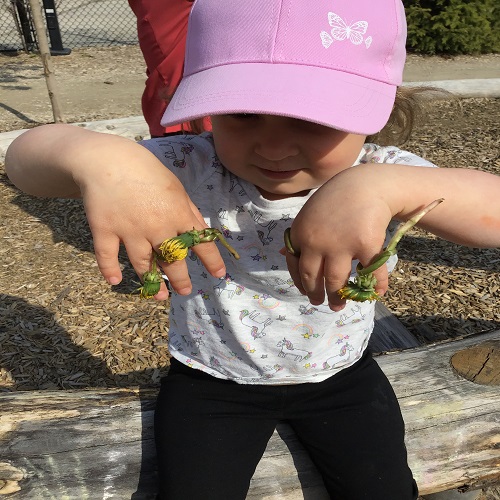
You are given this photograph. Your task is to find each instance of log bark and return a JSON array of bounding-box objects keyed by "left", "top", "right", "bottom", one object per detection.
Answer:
[{"left": 1, "top": 330, "right": 499, "bottom": 499}]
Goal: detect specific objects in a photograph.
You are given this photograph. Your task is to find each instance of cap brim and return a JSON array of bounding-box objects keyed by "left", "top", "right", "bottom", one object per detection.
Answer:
[{"left": 161, "top": 63, "right": 397, "bottom": 135}]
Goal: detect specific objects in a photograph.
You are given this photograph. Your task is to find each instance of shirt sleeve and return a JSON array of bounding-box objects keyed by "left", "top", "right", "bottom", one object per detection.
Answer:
[
  {"left": 359, "top": 144, "right": 438, "bottom": 168},
  {"left": 139, "top": 134, "right": 218, "bottom": 195}
]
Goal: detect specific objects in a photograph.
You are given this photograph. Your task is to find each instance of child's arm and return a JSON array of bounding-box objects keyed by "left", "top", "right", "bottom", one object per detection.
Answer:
[
  {"left": 285, "top": 164, "right": 500, "bottom": 310},
  {"left": 5, "top": 124, "right": 227, "bottom": 298}
]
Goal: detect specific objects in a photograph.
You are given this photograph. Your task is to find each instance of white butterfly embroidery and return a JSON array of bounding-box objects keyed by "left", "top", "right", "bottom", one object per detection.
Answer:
[{"left": 320, "top": 12, "right": 368, "bottom": 48}]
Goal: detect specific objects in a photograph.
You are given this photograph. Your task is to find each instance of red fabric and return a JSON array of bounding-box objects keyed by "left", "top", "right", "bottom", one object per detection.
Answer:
[{"left": 129, "top": 0, "right": 211, "bottom": 136}]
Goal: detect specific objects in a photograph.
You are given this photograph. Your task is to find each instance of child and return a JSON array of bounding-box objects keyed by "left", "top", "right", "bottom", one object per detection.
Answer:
[{"left": 5, "top": 0, "right": 500, "bottom": 498}]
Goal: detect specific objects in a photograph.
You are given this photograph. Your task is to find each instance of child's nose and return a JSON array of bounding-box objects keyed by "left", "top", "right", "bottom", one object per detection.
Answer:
[{"left": 254, "top": 129, "right": 300, "bottom": 161}]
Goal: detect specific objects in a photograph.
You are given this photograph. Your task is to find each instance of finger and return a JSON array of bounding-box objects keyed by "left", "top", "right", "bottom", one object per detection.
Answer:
[
  {"left": 92, "top": 233, "right": 123, "bottom": 285},
  {"left": 285, "top": 251, "right": 306, "bottom": 295},
  {"left": 157, "top": 258, "right": 193, "bottom": 295},
  {"left": 356, "top": 243, "right": 389, "bottom": 299},
  {"left": 296, "top": 252, "right": 327, "bottom": 305},
  {"left": 191, "top": 241, "right": 227, "bottom": 279},
  {"left": 372, "top": 264, "right": 389, "bottom": 297},
  {"left": 122, "top": 240, "right": 170, "bottom": 300},
  {"left": 187, "top": 204, "right": 228, "bottom": 277},
  {"left": 154, "top": 224, "right": 227, "bottom": 283},
  {"left": 188, "top": 198, "right": 210, "bottom": 228},
  {"left": 323, "top": 255, "right": 353, "bottom": 311}
]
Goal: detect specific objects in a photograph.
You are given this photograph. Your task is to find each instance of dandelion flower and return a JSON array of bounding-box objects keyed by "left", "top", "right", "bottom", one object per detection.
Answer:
[{"left": 159, "top": 234, "right": 193, "bottom": 263}]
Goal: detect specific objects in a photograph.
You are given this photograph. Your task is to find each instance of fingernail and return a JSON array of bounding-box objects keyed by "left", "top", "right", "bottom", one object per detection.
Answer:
[
  {"left": 178, "top": 287, "right": 192, "bottom": 295},
  {"left": 154, "top": 291, "right": 169, "bottom": 301},
  {"left": 108, "top": 277, "right": 121, "bottom": 285},
  {"left": 330, "top": 304, "right": 345, "bottom": 312}
]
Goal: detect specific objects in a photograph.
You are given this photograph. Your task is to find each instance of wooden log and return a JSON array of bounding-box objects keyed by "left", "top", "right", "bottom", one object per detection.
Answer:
[
  {"left": 450, "top": 340, "right": 500, "bottom": 385},
  {"left": 371, "top": 331, "right": 499, "bottom": 495},
  {"left": 1, "top": 330, "right": 499, "bottom": 499},
  {"left": 371, "top": 301, "right": 421, "bottom": 352}
]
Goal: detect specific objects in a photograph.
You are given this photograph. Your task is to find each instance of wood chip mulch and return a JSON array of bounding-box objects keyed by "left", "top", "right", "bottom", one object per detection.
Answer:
[{"left": 0, "top": 97, "right": 499, "bottom": 391}]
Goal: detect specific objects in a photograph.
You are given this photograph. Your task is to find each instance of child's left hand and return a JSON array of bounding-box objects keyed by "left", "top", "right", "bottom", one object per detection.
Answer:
[{"left": 283, "top": 172, "right": 394, "bottom": 311}]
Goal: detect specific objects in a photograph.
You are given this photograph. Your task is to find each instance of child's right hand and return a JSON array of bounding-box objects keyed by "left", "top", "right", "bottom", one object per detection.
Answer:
[
  {"left": 82, "top": 171, "right": 226, "bottom": 299},
  {"left": 5, "top": 125, "right": 227, "bottom": 298}
]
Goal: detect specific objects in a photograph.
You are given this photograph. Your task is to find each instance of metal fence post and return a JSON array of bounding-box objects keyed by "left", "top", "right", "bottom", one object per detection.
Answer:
[
  {"left": 12, "top": 0, "right": 36, "bottom": 52},
  {"left": 41, "top": 0, "right": 71, "bottom": 55}
]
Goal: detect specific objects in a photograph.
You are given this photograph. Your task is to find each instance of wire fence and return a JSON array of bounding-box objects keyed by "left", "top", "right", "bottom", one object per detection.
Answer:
[{"left": 1, "top": 0, "right": 138, "bottom": 52}]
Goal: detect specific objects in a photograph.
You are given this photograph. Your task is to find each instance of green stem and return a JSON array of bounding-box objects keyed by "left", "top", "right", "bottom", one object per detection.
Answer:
[
  {"left": 151, "top": 251, "right": 158, "bottom": 270},
  {"left": 212, "top": 230, "right": 240, "bottom": 260},
  {"left": 386, "top": 198, "right": 444, "bottom": 254},
  {"left": 358, "top": 198, "right": 444, "bottom": 276}
]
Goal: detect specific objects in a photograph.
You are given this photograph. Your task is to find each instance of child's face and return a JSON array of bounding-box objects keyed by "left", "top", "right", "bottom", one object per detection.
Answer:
[{"left": 211, "top": 114, "right": 366, "bottom": 200}]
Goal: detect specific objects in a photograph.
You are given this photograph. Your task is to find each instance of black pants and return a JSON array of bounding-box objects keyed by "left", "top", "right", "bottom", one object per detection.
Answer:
[{"left": 155, "top": 352, "right": 418, "bottom": 500}]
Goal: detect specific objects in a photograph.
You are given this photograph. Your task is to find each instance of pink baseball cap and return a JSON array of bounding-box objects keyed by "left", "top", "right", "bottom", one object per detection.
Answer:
[{"left": 161, "top": 0, "right": 407, "bottom": 135}]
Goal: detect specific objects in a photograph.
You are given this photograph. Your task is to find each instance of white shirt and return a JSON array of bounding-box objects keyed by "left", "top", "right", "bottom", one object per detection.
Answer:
[{"left": 141, "top": 134, "right": 435, "bottom": 384}]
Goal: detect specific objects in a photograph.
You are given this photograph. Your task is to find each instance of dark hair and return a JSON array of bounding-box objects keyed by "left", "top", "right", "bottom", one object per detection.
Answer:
[{"left": 367, "top": 86, "right": 451, "bottom": 145}]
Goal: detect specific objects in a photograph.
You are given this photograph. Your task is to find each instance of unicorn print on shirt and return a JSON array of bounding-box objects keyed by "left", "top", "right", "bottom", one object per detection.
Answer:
[
  {"left": 335, "top": 304, "right": 366, "bottom": 327},
  {"left": 276, "top": 338, "right": 312, "bottom": 362},
  {"left": 239, "top": 310, "right": 272, "bottom": 339},
  {"left": 160, "top": 140, "right": 195, "bottom": 168},
  {"left": 248, "top": 208, "right": 278, "bottom": 245},
  {"left": 299, "top": 302, "right": 336, "bottom": 316},
  {"left": 214, "top": 275, "right": 245, "bottom": 299},
  {"left": 323, "top": 342, "right": 354, "bottom": 369},
  {"left": 195, "top": 307, "right": 225, "bottom": 330}
]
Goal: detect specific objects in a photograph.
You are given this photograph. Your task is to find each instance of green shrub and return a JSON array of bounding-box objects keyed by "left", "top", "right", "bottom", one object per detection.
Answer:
[{"left": 405, "top": 0, "right": 500, "bottom": 54}]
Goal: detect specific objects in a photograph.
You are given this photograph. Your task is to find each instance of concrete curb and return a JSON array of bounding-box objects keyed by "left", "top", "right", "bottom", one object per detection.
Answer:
[
  {"left": 403, "top": 78, "right": 500, "bottom": 97},
  {"left": 0, "top": 116, "right": 150, "bottom": 164},
  {"left": 1, "top": 79, "right": 499, "bottom": 164}
]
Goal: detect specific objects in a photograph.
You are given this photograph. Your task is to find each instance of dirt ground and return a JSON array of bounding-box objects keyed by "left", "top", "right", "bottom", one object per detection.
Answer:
[
  {"left": 0, "top": 46, "right": 145, "bottom": 132},
  {"left": 0, "top": 47, "right": 500, "bottom": 391},
  {"left": 0, "top": 46, "right": 499, "bottom": 132}
]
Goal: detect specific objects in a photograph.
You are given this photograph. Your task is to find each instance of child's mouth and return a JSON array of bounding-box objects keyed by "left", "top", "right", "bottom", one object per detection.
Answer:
[{"left": 258, "top": 168, "right": 300, "bottom": 180}]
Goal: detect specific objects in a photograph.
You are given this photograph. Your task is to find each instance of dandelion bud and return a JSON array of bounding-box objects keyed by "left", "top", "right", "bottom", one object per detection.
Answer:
[
  {"left": 338, "top": 283, "right": 380, "bottom": 302},
  {"left": 137, "top": 269, "right": 162, "bottom": 299}
]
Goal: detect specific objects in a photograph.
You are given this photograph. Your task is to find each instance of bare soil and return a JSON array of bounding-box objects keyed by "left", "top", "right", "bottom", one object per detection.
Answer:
[
  {"left": 0, "top": 46, "right": 145, "bottom": 132},
  {"left": 1, "top": 46, "right": 499, "bottom": 133},
  {"left": 0, "top": 47, "right": 499, "bottom": 391}
]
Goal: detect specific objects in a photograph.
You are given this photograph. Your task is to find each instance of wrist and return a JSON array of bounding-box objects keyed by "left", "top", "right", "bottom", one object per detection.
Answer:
[
  {"left": 341, "top": 163, "right": 412, "bottom": 220},
  {"left": 321, "top": 164, "right": 399, "bottom": 219},
  {"left": 71, "top": 133, "right": 165, "bottom": 195}
]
